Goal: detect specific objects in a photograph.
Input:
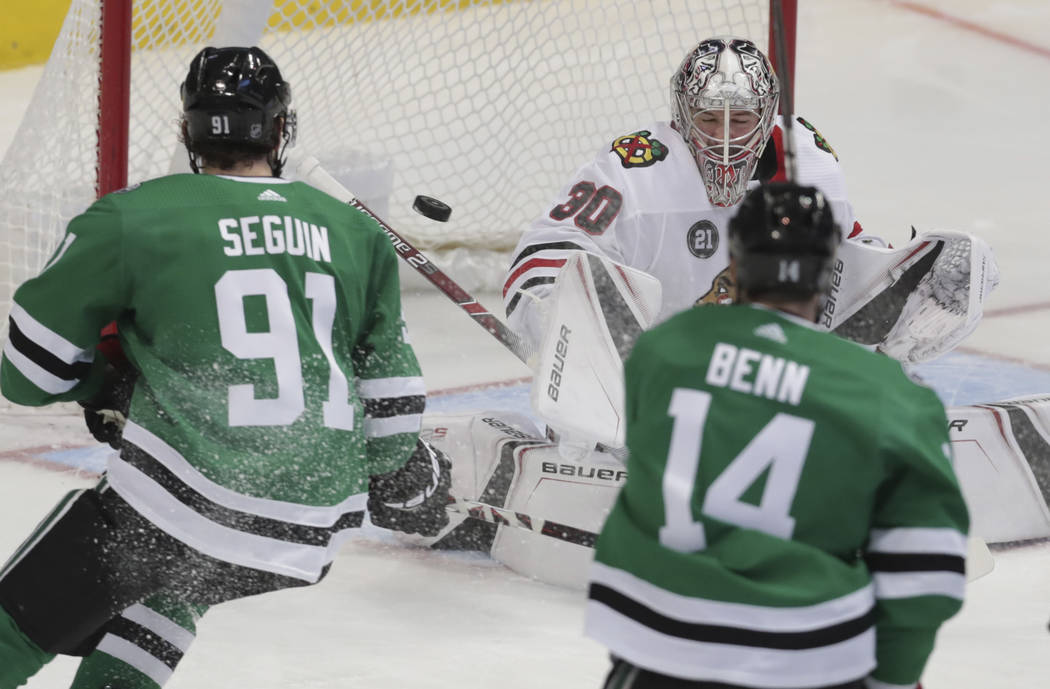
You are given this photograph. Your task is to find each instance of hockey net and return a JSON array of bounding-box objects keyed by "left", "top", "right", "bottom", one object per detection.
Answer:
[{"left": 0, "top": 0, "right": 790, "bottom": 335}]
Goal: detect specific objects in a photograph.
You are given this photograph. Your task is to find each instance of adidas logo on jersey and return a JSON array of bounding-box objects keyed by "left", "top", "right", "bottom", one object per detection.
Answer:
[
  {"left": 257, "top": 189, "right": 287, "bottom": 202},
  {"left": 754, "top": 322, "right": 788, "bottom": 344}
]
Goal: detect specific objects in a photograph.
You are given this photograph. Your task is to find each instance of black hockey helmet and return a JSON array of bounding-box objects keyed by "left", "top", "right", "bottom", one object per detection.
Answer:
[
  {"left": 728, "top": 182, "right": 841, "bottom": 297},
  {"left": 180, "top": 46, "right": 296, "bottom": 175}
]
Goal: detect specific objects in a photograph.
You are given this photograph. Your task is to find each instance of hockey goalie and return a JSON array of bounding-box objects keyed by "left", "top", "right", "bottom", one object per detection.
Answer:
[
  {"left": 408, "top": 38, "right": 1038, "bottom": 591},
  {"left": 418, "top": 228, "right": 1010, "bottom": 590}
]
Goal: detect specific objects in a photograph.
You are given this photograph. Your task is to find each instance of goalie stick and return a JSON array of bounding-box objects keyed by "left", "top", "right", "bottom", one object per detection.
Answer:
[
  {"left": 292, "top": 155, "right": 531, "bottom": 364},
  {"left": 448, "top": 494, "right": 993, "bottom": 581},
  {"left": 446, "top": 494, "right": 597, "bottom": 548}
]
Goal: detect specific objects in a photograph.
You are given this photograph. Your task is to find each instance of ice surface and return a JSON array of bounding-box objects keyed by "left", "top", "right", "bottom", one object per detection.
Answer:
[{"left": 2, "top": 0, "right": 1050, "bottom": 686}]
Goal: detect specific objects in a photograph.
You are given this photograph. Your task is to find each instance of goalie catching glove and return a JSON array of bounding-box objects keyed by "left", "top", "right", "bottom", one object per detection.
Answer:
[
  {"left": 828, "top": 230, "right": 999, "bottom": 363},
  {"left": 368, "top": 439, "right": 452, "bottom": 537}
]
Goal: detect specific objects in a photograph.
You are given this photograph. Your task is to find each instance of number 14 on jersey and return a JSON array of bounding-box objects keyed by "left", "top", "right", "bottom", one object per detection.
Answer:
[{"left": 659, "top": 388, "right": 815, "bottom": 552}]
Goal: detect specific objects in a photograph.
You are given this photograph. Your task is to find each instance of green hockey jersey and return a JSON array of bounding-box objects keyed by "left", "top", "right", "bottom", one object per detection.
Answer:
[
  {"left": 585, "top": 303, "right": 968, "bottom": 689},
  {"left": 1, "top": 173, "right": 425, "bottom": 583}
]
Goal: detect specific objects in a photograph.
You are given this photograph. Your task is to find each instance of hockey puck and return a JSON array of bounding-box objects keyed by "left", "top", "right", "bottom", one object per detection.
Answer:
[{"left": 412, "top": 195, "right": 452, "bottom": 223}]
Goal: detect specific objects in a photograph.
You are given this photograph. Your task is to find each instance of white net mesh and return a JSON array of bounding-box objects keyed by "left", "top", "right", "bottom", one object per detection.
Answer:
[{"left": 0, "top": 0, "right": 771, "bottom": 327}]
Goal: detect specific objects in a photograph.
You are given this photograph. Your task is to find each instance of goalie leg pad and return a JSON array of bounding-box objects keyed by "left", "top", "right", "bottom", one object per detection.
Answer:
[
  {"left": 949, "top": 397, "right": 1050, "bottom": 542},
  {"left": 531, "top": 252, "right": 662, "bottom": 447},
  {"left": 388, "top": 412, "right": 547, "bottom": 549},
  {"left": 491, "top": 444, "right": 626, "bottom": 590}
]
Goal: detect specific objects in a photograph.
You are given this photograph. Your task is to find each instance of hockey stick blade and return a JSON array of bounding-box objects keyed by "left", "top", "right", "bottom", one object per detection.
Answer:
[
  {"left": 292, "top": 154, "right": 531, "bottom": 364},
  {"left": 447, "top": 495, "right": 597, "bottom": 548}
]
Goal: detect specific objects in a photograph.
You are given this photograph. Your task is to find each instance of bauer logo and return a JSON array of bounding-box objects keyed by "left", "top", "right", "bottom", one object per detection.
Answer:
[
  {"left": 541, "top": 462, "right": 627, "bottom": 484},
  {"left": 547, "top": 324, "right": 571, "bottom": 402},
  {"left": 611, "top": 130, "right": 668, "bottom": 168},
  {"left": 819, "top": 258, "right": 846, "bottom": 328}
]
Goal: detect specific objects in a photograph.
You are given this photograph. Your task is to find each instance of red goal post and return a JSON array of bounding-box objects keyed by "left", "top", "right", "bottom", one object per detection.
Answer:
[{"left": 0, "top": 0, "right": 796, "bottom": 327}]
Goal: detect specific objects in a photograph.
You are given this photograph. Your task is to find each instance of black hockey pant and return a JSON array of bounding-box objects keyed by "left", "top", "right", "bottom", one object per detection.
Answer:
[{"left": 0, "top": 482, "right": 319, "bottom": 671}]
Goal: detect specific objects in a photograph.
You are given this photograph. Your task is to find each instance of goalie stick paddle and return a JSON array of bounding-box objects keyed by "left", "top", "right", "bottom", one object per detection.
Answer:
[
  {"left": 446, "top": 495, "right": 597, "bottom": 548},
  {"left": 292, "top": 155, "right": 532, "bottom": 365},
  {"left": 449, "top": 495, "right": 994, "bottom": 581}
]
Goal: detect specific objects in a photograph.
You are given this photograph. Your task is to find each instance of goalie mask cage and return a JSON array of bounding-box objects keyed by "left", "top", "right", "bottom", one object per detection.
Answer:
[{"left": 0, "top": 0, "right": 795, "bottom": 333}]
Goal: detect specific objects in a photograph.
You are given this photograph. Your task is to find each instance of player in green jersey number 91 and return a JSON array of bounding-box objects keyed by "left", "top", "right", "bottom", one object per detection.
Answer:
[{"left": 0, "top": 46, "right": 450, "bottom": 688}]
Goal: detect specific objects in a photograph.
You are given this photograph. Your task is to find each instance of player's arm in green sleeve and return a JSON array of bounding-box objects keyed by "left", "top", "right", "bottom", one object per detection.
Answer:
[
  {"left": 865, "top": 383, "right": 970, "bottom": 688},
  {"left": 1, "top": 196, "right": 127, "bottom": 406},
  {"left": 353, "top": 231, "right": 450, "bottom": 537},
  {"left": 350, "top": 231, "right": 425, "bottom": 477}
]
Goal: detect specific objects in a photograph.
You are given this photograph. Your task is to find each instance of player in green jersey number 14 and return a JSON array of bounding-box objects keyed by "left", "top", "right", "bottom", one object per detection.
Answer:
[
  {"left": 585, "top": 182, "right": 969, "bottom": 689},
  {"left": 0, "top": 47, "right": 451, "bottom": 688}
]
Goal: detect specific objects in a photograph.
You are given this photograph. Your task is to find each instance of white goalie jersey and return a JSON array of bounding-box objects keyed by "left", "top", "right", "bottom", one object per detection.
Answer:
[
  {"left": 502, "top": 117, "right": 999, "bottom": 449},
  {"left": 502, "top": 116, "right": 864, "bottom": 349}
]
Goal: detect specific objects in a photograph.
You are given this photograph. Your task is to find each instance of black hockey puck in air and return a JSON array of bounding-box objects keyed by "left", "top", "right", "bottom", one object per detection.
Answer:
[{"left": 412, "top": 195, "right": 452, "bottom": 222}]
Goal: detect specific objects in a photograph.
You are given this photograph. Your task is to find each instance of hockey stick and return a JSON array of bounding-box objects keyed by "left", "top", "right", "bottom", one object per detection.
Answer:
[
  {"left": 448, "top": 494, "right": 993, "bottom": 580},
  {"left": 446, "top": 495, "right": 597, "bottom": 548},
  {"left": 292, "top": 155, "right": 532, "bottom": 365}
]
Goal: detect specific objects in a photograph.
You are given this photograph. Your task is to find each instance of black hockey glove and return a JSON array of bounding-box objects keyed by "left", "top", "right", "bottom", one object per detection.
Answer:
[
  {"left": 78, "top": 363, "right": 138, "bottom": 449},
  {"left": 368, "top": 440, "right": 452, "bottom": 537}
]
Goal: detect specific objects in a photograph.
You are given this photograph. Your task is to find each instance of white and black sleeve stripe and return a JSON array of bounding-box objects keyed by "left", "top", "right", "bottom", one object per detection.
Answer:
[
  {"left": 866, "top": 527, "right": 967, "bottom": 600},
  {"left": 358, "top": 375, "right": 426, "bottom": 438},
  {"left": 3, "top": 302, "right": 94, "bottom": 394},
  {"left": 502, "top": 241, "right": 588, "bottom": 318}
]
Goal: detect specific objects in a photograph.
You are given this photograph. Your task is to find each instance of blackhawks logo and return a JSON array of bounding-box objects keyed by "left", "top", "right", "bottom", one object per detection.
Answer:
[
  {"left": 611, "top": 130, "right": 669, "bottom": 168},
  {"left": 695, "top": 265, "right": 736, "bottom": 306},
  {"left": 796, "top": 116, "right": 838, "bottom": 160}
]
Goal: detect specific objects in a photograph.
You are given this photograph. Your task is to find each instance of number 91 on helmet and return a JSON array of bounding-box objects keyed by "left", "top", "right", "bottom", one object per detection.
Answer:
[{"left": 180, "top": 46, "right": 297, "bottom": 176}]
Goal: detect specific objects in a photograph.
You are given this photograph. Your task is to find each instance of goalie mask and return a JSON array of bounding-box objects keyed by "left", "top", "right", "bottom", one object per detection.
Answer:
[
  {"left": 729, "top": 182, "right": 841, "bottom": 298},
  {"left": 181, "top": 46, "right": 297, "bottom": 175},
  {"left": 671, "top": 38, "right": 779, "bottom": 207}
]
